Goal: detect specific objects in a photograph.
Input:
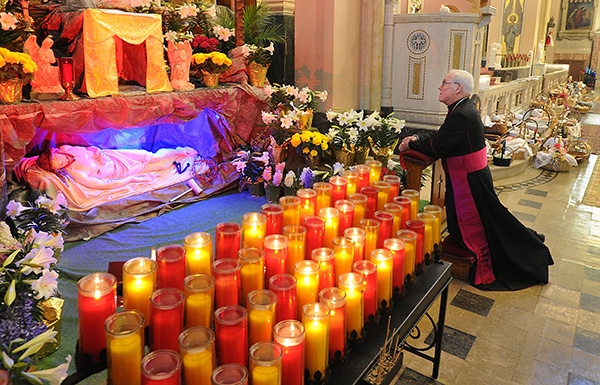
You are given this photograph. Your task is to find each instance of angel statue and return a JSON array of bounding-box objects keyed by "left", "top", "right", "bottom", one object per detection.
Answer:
[
  {"left": 168, "top": 40, "right": 195, "bottom": 91},
  {"left": 23, "top": 36, "right": 65, "bottom": 95}
]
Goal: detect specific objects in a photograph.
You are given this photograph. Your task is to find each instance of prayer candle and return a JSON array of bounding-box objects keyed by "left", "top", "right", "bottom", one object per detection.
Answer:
[
  {"left": 122, "top": 257, "right": 157, "bottom": 327},
  {"left": 348, "top": 193, "right": 368, "bottom": 227},
  {"left": 303, "top": 216, "right": 325, "bottom": 257},
  {"left": 261, "top": 203, "right": 284, "bottom": 236},
  {"left": 344, "top": 227, "right": 366, "bottom": 263},
  {"left": 283, "top": 225, "right": 307, "bottom": 273},
  {"left": 302, "top": 303, "right": 330, "bottom": 382},
  {"left": 365, "top": 160, "right": 382, "bottom": 185},
  {"left": 274, "top": 320, "right": 305, "bottom": 385},
  {"left": 156, "top": 244, "right": 186, "bottom": 291},
  {"left": 337, "top": 273, "right": 364, "bottom": 341},
  {"left": 406, "top": 220, "right": 425, "bottom": 275},
  {"left": 141, "top": 349, "right": 182, "bottom": 385},
  {"left": 401, "top": 189, "right": 421, "bottom": 220},
  {"left": 178, "top": 326, "right": 215, "bottom": 385},
  {"left": 77, "top": 272, "right": 117, "bottom": 366},
  {"left": 397, "top": 230, "right": 417, "bottom": 286},
  {"left": 353, "top": 260, "right": 377, "bottom": 322},
  {"left": 250, "top": 341, "right": 283, "bottom": 385},
  {"left": 58, "top": 57, "right": 74, "bottom": 83},
  {"left": 318, "top": 207, "right": 340, "bottom": 248},
  {"left": 359, "top": 218, "right": 380, "bottom": 260},
  {"left": 353, "top": 164, "right": 371, "bottom": 191},
  {"left": 423, "top": 205, "right": 443, "bottom": 259},
  {"left": 334, "top": 199, "right": 355, "bottom": 234},
  {"left": 212, "top": 258, "right": 241, "bottom": 308},
  {"left": 417, "top": 212, "right": 435, "bottom": 265},
  {"left": 383, "top": 238, "right": 405, "bottom": 299},
  {"left": 374, "top": 211, "right": 394, "bottom": 248},
  {"left": 242, "top": 212, "right": 267, "bottom": 250},
  {"left": 184, "top": 232, "right": 213, "bottom": 275},
  {"left": 214, "top": 305, "right": 248, "bottom": 367},
  {"left": 392, "top": 196, "right": 412, "bottom": 229},
  {"left": 294, "top": 260, "right": 320, "bottom": 317},
  {"left": 332, "top": 236, "right": 355, "bottom": 279},
  {"left": 247, "top": 290, "right": 278, "bottom": 346},
  {"left": 311, "top": 247, "right": 336, "bottom": 291},
  {"left": 105, "top": 310, "right": 145, "bottom": 385},
  {"left": 215, "top": 222, "right": 242, "bottom": 260},
  {"left": 360, "top": 186, "right": 378, "bottom": 219},
  {"left": 342, "top": 169, "right": 358, "bottom": 196},
  {"left": 150, "top": 287, "right": 185, "bottom": 352},
  {"left": 383, "top": 202, "right": 403, "bottom": 236},
  {"left": 319, "top": 288, "right": 346, "bottom": 359},
  {"left": 329, "top": 176, "right": 348, "bottom": 204},
  {"left": 184, "top": 274, "right": 215, "bottom": 329},
  {"left": 313, "top": 182, "right": 333, "bottom": 213},
  {"left": 373, "top": 180, "right": 391, "bottom": 211},
  {"left": 264, "top": 234, "right": 289, "bottom": 283},
  {"left": 296, "top": 188, "right": 317, "bottom": 223},
  {"left": 238, "top": 248, "right": 265, "bottom": 307},
  {"left": 211, "top": 363, "right": 248, "bottom": 385},
  {"left": 269, "top": 274, "right": 297, "bottom": 322},
  {"left": 279, "top": 196, "right": 301, "bottom": 227},
  {"left": 369, "top": 249, "right": 393, "bottom": 309},
  {"left": 383, "top": 174, "right": 401, "bottom": 201}
]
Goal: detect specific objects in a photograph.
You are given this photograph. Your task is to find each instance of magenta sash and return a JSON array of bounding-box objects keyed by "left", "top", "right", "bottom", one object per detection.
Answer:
[{"left": 445, "top": 148, "right": 495, "bottom": 285}]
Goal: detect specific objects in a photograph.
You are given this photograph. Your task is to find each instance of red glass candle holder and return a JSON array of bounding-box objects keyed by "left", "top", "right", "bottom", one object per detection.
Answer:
[
  {"left": 264, "top": 234, "right": 289, "bottom": 282},
  {"left": 268, "top": 274, "right": 297, "bottom": 322},
  {"left": 334, "top": 199, "right": 355, "bottom": 234},
  {"left": 303, "top": 216, "right": 325, "bottom": 257},
  {"left": 150, "top": 287, "right": 185, "bottom": 352},
  {"left": 353, "top": 164, "right": 370, "bottom": 191},
  {"left": 212, "top": 258, "right": 242, "bottom": 308},
  {"left": 344, "top": 227, "right": 366, "bottom": 263},
  {"left": 142, "top": 349, "right": 182, "bottom": 385},
  {"left": 374, "top": 210, "right": 394, "bottom": 248},
  {"left": 353, "top": 260, "right": 377, "bottom": 322},
  {"left": 311, "top": 247, "right": 336, "bottom": 291},
  {"left": 383, "top": 174, "right": 401, "bottom": 201},
  {"left": 319, "top": 287, "right": 346, "bottom": 360},
  {"left": 261, "top": 203, "right": 284, "bottom": 236},
  {"left": 156, "top": 244, "right": 186, "bottom": 291},
  {"left": 392, "top": 196, "right": 412, "bottom": 229},
  {"left": 58, "top": 57, "right": 80, "bottom": 100},
  {"left": 274, "top": 320, "right": 305, "bottom": 385},
  {"left": 383, "top": 202, "right": 403, "bottom": 236},
  {"left": 406, "top": 220, "right": 425, "bottom": 275},
  {"left": 214, "top": 305, "right": 248, "bottom": 367},
  {"left": 215, "top": 222, "right": 242, "bottom": 260},
  {"left": 211, "top": 363, "right": 248, "bottom": 385},
  {"left": 329, "top": 176, "right": 348, "bottom": 204},
  {"left": 360, "top": 186, "right": 378, "bottom": 219},
  {"left": 296, "top": 188, "right": 316, "bottom": 223}
]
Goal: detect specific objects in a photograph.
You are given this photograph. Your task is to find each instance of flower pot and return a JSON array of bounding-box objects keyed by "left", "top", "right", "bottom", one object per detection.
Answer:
[
  {"left": 354, "top": 146, "right": 370, "bottom": 165},
  {"left": 248, "top": 61, "right": 269, "bottom": 88},
  {"left": 201, "top": 71, "right": 220, "bottom": 88},
  {"left": 304, "top": 153, "right": 320, "bottom": 168},
  {"left": 334, "top": 147, "right": 355, "bottom": 166},
  {"left": 265, "top": 185, "right": 283, "bottom": 202},
  {"left": 0, "top": 78, "right": 23, "bottom": 104},
  {"left": 37, "top": 297, "right": 65, "bottom": 358},
  {"left": 297, "top": 110, "right": 314, "bottom": 130},
  {"left": 370, "top": 139, "right": 399, "bottom": 166},
  {"left": 283, "top": 186, "right": 298, "bottom": 196},
  {"left": 269, "top": 136, "right": 289, "bottom": 164},
  {"left": 247, "top": 181, "right": 265, "bottom": 196}
]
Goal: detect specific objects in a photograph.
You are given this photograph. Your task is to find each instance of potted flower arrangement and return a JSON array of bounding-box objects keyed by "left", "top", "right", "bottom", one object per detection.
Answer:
[
  {"left": 290, "top": 130, "right": 331, "bottom": 167},
  {"left": 266, "top": 84, "right": 328, "bottom": 129},
  {"left": 366, "top": 111, "right": 405, "bottom": 164},
  {"left": 242, "top": 42, "right": 274, "bottom": 87},
  {"left": 0, "top": 47, "right": 37, "bottom": 104},
  {"left": 190, "top": 51, "right": 232, "bottom": 87},
  {"left": 325, "top": 109, "right": 371, "bottom": 166},
  {"left": 262, "top": 161, "right": 286, "bottom": 202},
  {"left": 232, "top": 145, "right": 271, "bottom": 196},
  {"left": 0, "top": 190, "right": 71, "bottom": 384},
  {"left": 282, "top": 170, "right": 300, "bottom": 195}
]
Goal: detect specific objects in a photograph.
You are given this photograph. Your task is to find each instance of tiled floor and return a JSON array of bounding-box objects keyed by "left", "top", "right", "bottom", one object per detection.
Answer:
[{"left": 393, "top": 138, "right": 600, "bottom": 384}]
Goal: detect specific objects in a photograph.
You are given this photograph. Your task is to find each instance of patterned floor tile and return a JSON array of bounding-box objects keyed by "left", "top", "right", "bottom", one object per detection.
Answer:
[
  {"left": 580, "top": 293, "right": 600, "bottom": 314},
  {"left": 423, "top": 325, "right": 476, "bottom": 360},
  {"left": 574, "top": 327, "right": 600, "bottom": 356},
  {"left": 525, "top": 188, "right": 549, "bottom": 197},
  {"left": 450, "top": 289, "right": 495, "bottom": 317},
  {"left": 568, "top": 372, "right": 600, "bottom": 385},
  {"left": 513, "top": 211, "right": 537, "bottom": 223},
  {"left": 584, "top": 267, "right": 600, "bottom": 283},
  {"left": 394, "top": 367, "right": 445, "bottom": 385},
  {"left": 518, "top": 199, "right": 543, "bottom": 209}
]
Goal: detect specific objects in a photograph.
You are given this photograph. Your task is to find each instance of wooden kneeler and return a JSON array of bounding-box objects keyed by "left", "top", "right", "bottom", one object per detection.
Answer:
[{"left": 440, "top": 235, "right": 475, "bottom": 282}]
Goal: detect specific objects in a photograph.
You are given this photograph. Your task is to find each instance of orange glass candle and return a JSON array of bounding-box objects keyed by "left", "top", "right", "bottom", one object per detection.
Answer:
[
  {"left": 365, "top": 160, "right": 382, "bottom": 184},
  {"left": 353, "top": 164, "right": 370, "bottom": 191},
  {"left": 319, "top": 288, "right": 346, "bottom": 359},
  {"left": 359, "top": 218, "right": 380, "bottom": 260},
  {"left": 313, "top": 182, "right": 333, "bottom": 213},
  {"left": 215, "top": 222, "right": 242, "bottom": 260},
  {"left": 383, "top": 238, "right": 405, "bottom": 299},
  {"left": 348, "top": 193, "right": 368, "bottom": 227},
  {"left": 353, "top": 260, "right": 377, "bottom": 322},
  {"left": 274, "top": 320, "right": 305, "bottom": 385},
  {"left": 301, "top": 303, "right": 330, "bottom": 382},
  {"left": 261, "top": 203, "right": 284, "bottom": 236},
  {"left": 332, "top": 236, "right": 355, "bottom": 279},
  {"left": 360, "top": 186, "right": 378, "bottom": 219},
  {"left": 374, "top": 210, "right": 394, "bottom": 248},
  {"left": 264, "top": 234, "right": 289, "bottom": 283},
  {"left": 401, "top": 189, "right": 420, "bottom": 220},
  {"left": 279, "top": 196, "right": 301, "bottom": 227},
  {"left": 303, "top": 216, "right": 325, "bottom": 259},
  {"left": 318, "top": 207, "right": 340, "bottom": 248},
  {"left": 329, "top": 176, "right": 348, "bottom": 204},
  {"left": 294, "top": 260, "right": 320, "bottom": 317},
  {"left": 383, "top": 174, "right": 401, "bottom": 201},
  {"left": 105, "top": 310, "right": 145, "bottom": 385},
  {"left": 344, "top": 227, "right": 366, "bottom": 263},
  {"left": 397, "top": 229, "right": 417, "bottom": 285},
  {"left": 212, "top": 258, "right": 241, "bottom": 308},
  {"left": 373, "top": 180, "right": 391, "bottom": 211},
  {"left": 311, "top": 247, "right": 336, "bottom": 291},
  {"left": 150, "top": 287, "right": 185, "bottom": 352},
  {"left": 250, "top": 341, "right": 283, "bottom": 385},
  {"left": 214, "top": 305, "right": 248, "bottom": 367},
  {"left": 184, "top": 273, "right": 216, "bottom": 328},
  {"left": 406, "top": 220, "right": 425, "bottom": 275},
  {"left": 238, "top": 248, "right": 265, "bottom": 307},
  {"left": 156, "top": 244, "right": 186, "bottom": 291},
  {"left": 242, "top": 212, "right": 267, "bottom": 250},
  {"left": 178, "top": 326, "right": 216, "bottom": 385},
  {"left": 417, "top": 212, "right": 435, "bottom": 265},
  {"left": 247, "top": 289, "right": 278, "bottom": 346},
  {"left": 283, "top": 225, "right": 307, "bottom": 274},
  {"left": 296, "top": 188, "right": 317, "bottom": 223},
  {"left": 392, "top": 196, "right": 412, "bottom": 229},
  {"left": 184, "top": 232, "right": 213, "bottom": 275},
  {"left": 383, "top": 202, "right": 403, "bottom": 236},
  {"left": 337, "top": 273, "right": 364, "bottom": 341},
  {"left": 123, "top": 257, "right": 157, "bottom": 327},
  {"left": 423, "top": 204, "right": 443, "bottom": 259},
  {"left": 334, "top": 199, "right": 355, "bottom": 234},
  {"left": 269, "top": 274, "right": 297, "bottom": 323},
  {"left": 342, "top": 170, "right": 358, "bottom": 196},
  {"left": 369, "top": 249, "right": 393, "bottom": 309}
]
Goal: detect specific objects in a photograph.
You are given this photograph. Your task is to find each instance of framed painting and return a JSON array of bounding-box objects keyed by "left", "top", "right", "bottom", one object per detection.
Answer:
[{"left": 558, "top": 0, "right": 596, "bottom": 40}]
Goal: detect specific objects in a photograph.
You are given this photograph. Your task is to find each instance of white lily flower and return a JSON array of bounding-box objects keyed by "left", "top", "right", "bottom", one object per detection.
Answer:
[
  {"left": 31, "top": 269, "right": 59, "bottom": 300},
  {"left": 18, "top": 247, "right": 57, "bottom": 275},
  {"left": 24, "top": 355, "right": 71, "bottom": 385},
  {"left": 6, "top": 200, "right": 30, "bottom": 219}
]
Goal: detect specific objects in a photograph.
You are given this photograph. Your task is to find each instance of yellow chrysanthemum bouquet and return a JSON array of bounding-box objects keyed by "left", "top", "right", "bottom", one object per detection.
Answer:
[
  {"left": 290, "top": 130, "right": 330, "bottom": 158},
  {"left": 190, "top": 51, "right": 232, "bottom": 74},
  {"left": 0, "top": 47, "right": 37, "bottom": 82}
]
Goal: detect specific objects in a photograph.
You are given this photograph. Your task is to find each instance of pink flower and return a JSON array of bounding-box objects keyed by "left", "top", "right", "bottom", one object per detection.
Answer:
[
  {"left": 262, "top": 167, "right": 273, "bottom": 183},
  {"left": 0, "top": 12, "right": 18, "bottom": 31}
]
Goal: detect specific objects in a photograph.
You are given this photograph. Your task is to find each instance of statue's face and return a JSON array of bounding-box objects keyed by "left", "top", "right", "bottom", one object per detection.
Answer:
[{"left": 49, "top": 149, "right": 74, "bottom": 170}]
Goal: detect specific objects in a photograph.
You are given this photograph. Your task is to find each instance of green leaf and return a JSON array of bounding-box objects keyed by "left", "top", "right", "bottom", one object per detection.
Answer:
[
  {"left": 4, "top": 279, "right": 16, "bottom": 306},
  {"left": 2, "top": 249, "right": 19, "bottom": 268},
  {"left": 2, "top": 351, "right": 14, "bottom": 369},
  {"left": 20, "top": 372, "right": 44, "bottom": 385}
]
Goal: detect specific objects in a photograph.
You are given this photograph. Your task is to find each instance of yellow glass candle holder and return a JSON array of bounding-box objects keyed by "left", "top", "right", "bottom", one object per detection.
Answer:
[
  {"left": 250, "top": 341, "right": 283, "bottom": 385},
  {"left": 178, "top": 326, "right": 216, "bottom": 385},
  {"left": 417, "top": 212, "right": 436, "bottom": 265},
  {"left": 344, "top": 227, "right": 366, "bottom": 263},
  {"left": 397, "top": 229, "right": 417, "bottom": 286},
  {"left": 122, "top": 257, "right": 157, "bottom": 327},
  {"left": 373, "top": 180, "right": 391, "bottom": 211},
  {"left": 359, "top": 218, "right": 380, "bottom": 259},
  {"left": 279, "top": 196, "right": 301, "bottom": 227},
  {"left": 297, "top": 188, "right": 317, "bottom": 223},
  {"left": 342, "top": 169, "right": 358, "bottom": 196},
  {"left": 105, "top": 310, "right": 145, "bottom": 385},
  {"left": 369, "top": 249, "right": 393, "bottom": 309},
  {"left": 318, "top": 207, "right": 340, "bottom": 248},
  {"left": 401, "top": 189, "right": 421, "bottom": 221},
  {"left": 294, "top": 260, "right": 320, "bottom": 317},
  {"left": 348, "top": 193, "right": 368, "bottom": 227},
  {"left": 337, "top": 272, "right": 364, "bottom": 342},
  {"left": 423, "top": 204, "right": 443, "bottom": 259},
  {"left": 238, "top": 247, "right": 265, "bottom": 307},
  {"left": 301, "top": 302, "right": 330, "bottom": 382},
  {"left": 365, "top": 159, "right": 382, "bottom": 184},
  {"left": 332, "top": 236, "right": 355, "bottom": 279},
  {"left": 247, "top": 289, "right": 278, "bottom": 347},
  {"left": 283, "top": 225, "right": 307, "bottom": 274},
  {"left": 184, "top": 232, "right": 213, "bottom": 275},
  {"left": 242, "top": 212, "right": 268, "bottom": 250},
  {"left": 184, "top": 273, "right": 216, "bottom": 329},
  {"left": 313, "top": 182, "right": 333, "bottom": 213}
]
